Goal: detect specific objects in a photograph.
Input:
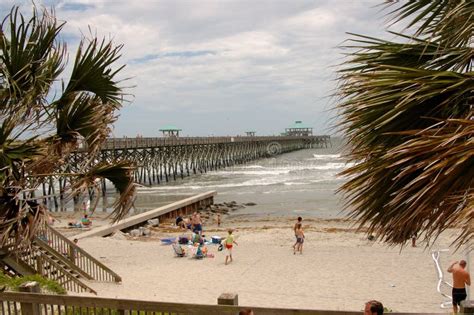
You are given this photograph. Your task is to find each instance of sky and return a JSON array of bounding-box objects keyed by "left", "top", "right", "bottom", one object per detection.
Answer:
[{"left": 1, "top": 0, "right": 393, "bottom": 137}]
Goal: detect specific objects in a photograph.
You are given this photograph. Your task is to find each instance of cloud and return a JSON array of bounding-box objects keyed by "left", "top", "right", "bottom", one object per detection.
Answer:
[
  {"left": 1, "top": 0, "right": 391, "bottom": 136},
  {"left": 59, "top": 2, "right": 95, "bottom": 11}
]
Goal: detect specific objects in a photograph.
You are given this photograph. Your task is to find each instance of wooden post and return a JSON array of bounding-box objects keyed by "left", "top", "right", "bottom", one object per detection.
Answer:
[
  {"left": 35, "top": 256, "right": 43, "bottom": 276},
  {"left": 217, "top": 293, "right": 238, "bottom": 306},
  {"left": 19, "top": 281, "right": 41, "bottom": 315},
  {"left": 461, "top": 300, "right": 474, "bottom": 314}
]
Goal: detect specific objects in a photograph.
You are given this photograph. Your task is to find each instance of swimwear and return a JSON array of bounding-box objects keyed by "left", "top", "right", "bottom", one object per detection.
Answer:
[
  {"left": 296, "top": 237, "right": 304, "bottom": 244},
  {"left": 452, "top": 288, "right": 467, "bottom": 306},
  {"left": 225, "top": 235, "right": 234, "bottom": 252},
  {"left": 193, "top": 224, "right": 202, "bottom": 233}
]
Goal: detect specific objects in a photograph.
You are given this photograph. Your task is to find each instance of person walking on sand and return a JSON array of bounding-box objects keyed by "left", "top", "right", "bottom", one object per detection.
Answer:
[
  {"left": 294, "top": 223, "right": 305, "bottom": 255},
  {"left": 224, "top": 229, "right": 238, "bottom": 265},
  {"left": 447, "top": 260, "right": 471, "bottom": 314},
  {"left": 292, "top": 216, "right": 302, "bottom": 249}
]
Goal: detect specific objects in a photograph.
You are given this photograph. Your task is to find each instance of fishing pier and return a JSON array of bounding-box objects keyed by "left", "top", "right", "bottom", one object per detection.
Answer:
[
  {"left": 44, "top": 135, "right": 330, "bottom": 211},
  {"left": 81, "top": 135, "right": 331, "bottom": 185}
]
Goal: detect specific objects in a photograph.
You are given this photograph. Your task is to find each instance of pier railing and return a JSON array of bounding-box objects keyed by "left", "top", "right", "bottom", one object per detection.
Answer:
[
  {"left": 0, "top": 292, "right": 419, "bottom": 315},
  {"left": 85, "top": 135, "right": 331, "bottom": 150}
]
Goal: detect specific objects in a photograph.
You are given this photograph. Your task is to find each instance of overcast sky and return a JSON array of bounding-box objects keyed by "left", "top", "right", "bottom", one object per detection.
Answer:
[{"left": 1, "top": 0, "right": 392, "bottom": 137}]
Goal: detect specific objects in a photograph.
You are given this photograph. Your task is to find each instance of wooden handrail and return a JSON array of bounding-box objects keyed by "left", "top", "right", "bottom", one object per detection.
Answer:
[
  {"left": 34, "top": 251, "right": 96, "bottom": 294},
  {"left": 0, "top": 292, "right": 420, "bottom": 315},
  {"left": 39, "top": 225, "right": 121, "bottom": 283},
  {"left": 3, "top": 244, "right": 96, "bottom": 294},
  {"left": 32, "top": 238, "right": 92, "bottom": 280}
]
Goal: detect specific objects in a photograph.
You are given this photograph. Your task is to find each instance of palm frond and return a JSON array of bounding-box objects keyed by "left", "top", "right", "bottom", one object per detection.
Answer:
[
  {"left": 74, "top": 161, "right": 136, "bottom": 222},
  {"left": 336, "top": 2, "right": 473, "bottom": 248},
  {"left": 387, "top": 0, "right": 474, "bottom": 48},
  {"left": 341, "top": 119, "right": 474, "bottom": 247},
  {"left": 338, "top": 66, "right": 473, "bottom": 151},
  {"left": 0, "top": 5, "right": 133, "bottom": 247},
  {"left": 341, "top": 32, "right": 473, "bottom": 72},
  {"left": 57, "top": 37, "right": 125, "bottom": 109},
  {"left": 0, "top": 6, "right": 65, "bottom": 119},
  {"left": 0, "top": 120, "right": 45, "bottom": 185},
  {"left": 56, "top": 94, "right": 116, "bottom": 153}
]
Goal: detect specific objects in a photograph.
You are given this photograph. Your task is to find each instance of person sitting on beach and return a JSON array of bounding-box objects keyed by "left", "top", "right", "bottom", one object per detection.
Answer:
[
  {"left": 81, "top": 214, "right": 92, "bottom": 227},
  {"left": 192, "top": 232, "right": 203, "bottom": 245},
  {"left": 191, "top": 211, "right": 203, "bottom": 235},
  {"left": 195, "top": 244, "right": 204, "bottom": 259},
  {"left": 224, "top": 229, "right": 238, "bottom": 265},
  {"left": 176, "top": 216, "right": 186, "bottom": 229},
  {"left": 294, "top": 223, "right": 305, "bottom": 255},
  {"left": 293, "top": 216, "right": 302, "bottom": 249},
  {"left": 186, "top": 216, "right": 193, "bottom": 230},
  {"left": 364, "top": 300, "right": 383, "bottom": 315},
  {"left": 448, "top": 260, "right": 471, "bottom": 314}
]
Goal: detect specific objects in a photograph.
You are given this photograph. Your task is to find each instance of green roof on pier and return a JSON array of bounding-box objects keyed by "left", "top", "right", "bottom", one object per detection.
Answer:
[
  {"left": 286, "top": 121, "right": 312, "bottom": 129},
  {"left": 159, "top": 125, "right": 182, "bottom": 131}
]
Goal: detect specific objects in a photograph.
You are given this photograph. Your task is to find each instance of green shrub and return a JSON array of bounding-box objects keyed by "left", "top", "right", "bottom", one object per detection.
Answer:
[{"left": 0, "top": 274, "right": 66, "bottom": 294}]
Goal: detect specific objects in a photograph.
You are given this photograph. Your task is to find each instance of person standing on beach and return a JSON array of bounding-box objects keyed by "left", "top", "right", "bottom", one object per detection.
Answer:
[
  {"left": 224, "top": 229, "right": 238, "bottom": 265},
  {"left": 364, "top": 300, "right": 383, "bottom": 315},
  {"left": 191, "top": 212, "right": 202, "bottom": 235},
  {"left": 292, "top": 217, "right": 302, "bottom": 249},
  {"left": 294, "top": 223, "right": 305, "bottom": 255},
  {"left": 447, "top": 260, "right": 471, "bottom": 313}
]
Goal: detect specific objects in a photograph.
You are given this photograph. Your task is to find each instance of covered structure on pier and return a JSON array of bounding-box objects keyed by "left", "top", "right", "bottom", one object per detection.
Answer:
[
  {"left": 285, "top": 121, "right": 313, "bottom": 136},
  {"left": 159, "top": 125, "right": 182, "bottom": 137}
]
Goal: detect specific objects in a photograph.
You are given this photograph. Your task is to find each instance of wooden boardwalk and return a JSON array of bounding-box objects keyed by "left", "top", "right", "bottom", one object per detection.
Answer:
[{"left": 74, "top": 191, "right": 216, "bottom": 239}]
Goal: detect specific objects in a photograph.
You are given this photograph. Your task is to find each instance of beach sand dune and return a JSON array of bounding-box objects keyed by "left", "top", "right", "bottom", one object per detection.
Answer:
[{"left": 63, "top": 216, "right": 462, "bottom": 313}]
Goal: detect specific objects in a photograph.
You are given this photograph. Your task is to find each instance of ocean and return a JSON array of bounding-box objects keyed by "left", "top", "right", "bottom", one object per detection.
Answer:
[{"left": 129, "top": 140, "right": 351, "bottom": 219}]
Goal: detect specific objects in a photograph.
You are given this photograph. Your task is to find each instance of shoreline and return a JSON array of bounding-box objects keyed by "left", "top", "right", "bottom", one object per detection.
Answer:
[{"left": 54, "top": 212, "right": 466, "bottom": 313}]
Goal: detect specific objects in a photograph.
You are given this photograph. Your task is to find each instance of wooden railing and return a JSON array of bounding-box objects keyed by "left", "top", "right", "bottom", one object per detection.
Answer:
[
  {"left": 90, "top": 135, "right": 331, "bottom": 150},
  {"left": 34, "top": 252, "right": 96, "bottom": 294},
  {"left": 2, "top": 243, "right": 95, "bottom": 294},
  {"left": 36, "top": 224, "right": 121, "bottom": 283},
  {"left": 0, "top": 292, "right": 423, "bottom": 315}
]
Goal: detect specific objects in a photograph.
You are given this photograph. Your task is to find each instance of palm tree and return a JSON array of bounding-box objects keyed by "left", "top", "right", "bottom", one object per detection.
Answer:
[
  {"left": 336, "top": 1, "right": 473, "bottom": 248},
  {"left": 0, "top": 6, "right": 136, "bottom": 245}
]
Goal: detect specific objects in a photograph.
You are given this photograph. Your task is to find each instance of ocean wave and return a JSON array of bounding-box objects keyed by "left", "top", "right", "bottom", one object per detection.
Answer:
[
  {"left": 278, "top": 162, "right": 355, "bottom": 172},
  {"left": 283, "top": 182, "right": 306, "bottom": 186},
  {"left": 139, "top": 177, "right": 289, "bottom": 191},
  {"left": 242, "top": 165, "right": 265, "bottom": 169},
  {"left": 214, "top": 170, "right": 290, "bottom": 176},
  {"left": 309, "top": 154, "right": 342, "bottom": 160}
]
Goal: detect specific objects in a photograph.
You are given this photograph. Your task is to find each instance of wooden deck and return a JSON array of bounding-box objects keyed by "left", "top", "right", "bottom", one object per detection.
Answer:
[{"left": 74, "top": 191, "right": 216, "bottom": 239}]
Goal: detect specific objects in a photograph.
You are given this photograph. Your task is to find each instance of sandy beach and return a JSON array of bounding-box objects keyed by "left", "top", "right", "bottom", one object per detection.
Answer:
[{"left": 52, "top": 212, "right": 468, "bottom": 314}]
